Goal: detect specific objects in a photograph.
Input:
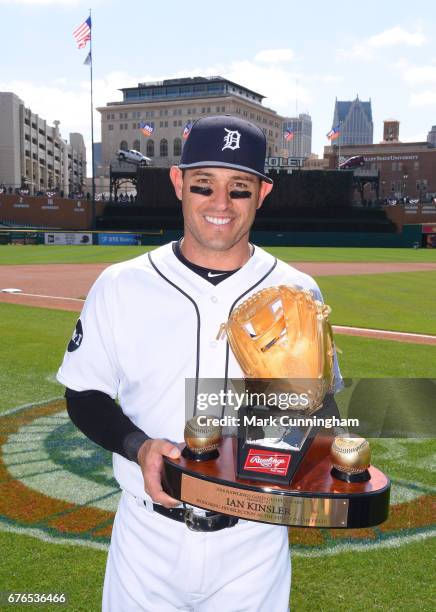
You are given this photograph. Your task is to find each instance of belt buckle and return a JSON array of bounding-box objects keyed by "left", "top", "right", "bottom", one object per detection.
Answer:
[{"left": 184, "top": 507, "right": 202, "bottom": 531}]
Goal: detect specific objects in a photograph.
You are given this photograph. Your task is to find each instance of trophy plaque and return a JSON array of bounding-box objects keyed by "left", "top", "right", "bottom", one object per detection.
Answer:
[{"left": 163, "top": 286, "right": 390, "bottom": 528}]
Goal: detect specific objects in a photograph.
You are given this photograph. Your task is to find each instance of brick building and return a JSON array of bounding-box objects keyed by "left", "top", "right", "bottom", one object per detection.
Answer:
[{"left": 325, "top": 140, "right": 436, "bottom": 202}]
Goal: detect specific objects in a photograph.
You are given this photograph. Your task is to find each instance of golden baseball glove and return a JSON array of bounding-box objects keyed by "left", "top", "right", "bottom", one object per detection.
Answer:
[{"left": 223, "top": 285, "right": 335, "bottom": 414}]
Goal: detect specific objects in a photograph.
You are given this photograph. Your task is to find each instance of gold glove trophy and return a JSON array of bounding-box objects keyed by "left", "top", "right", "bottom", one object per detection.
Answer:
[
  {"left": 223, "top": 286, "right": 334, "bottom": 485},
  {"left": 163, "top": 285, "right": 390, "bottom": 529}
]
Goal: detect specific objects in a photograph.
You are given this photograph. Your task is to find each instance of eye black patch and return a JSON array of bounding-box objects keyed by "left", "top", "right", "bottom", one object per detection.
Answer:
[
  {"left": 190, "top": 185, "right": 213, "bottom": 196},
  {"left": 229, "top": 190, "right": 252, "bottom": 199}
]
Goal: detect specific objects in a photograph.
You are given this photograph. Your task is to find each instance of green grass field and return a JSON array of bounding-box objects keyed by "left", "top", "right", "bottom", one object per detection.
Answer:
[
  {"left": 0, "top": 245, "right": 434, "bottom": 611},
  {"left": 317, "top": 271, "right": 436, "bottom": 335},
  {"left": 0, "top": 244, "right": 435, "bottom": 265}
]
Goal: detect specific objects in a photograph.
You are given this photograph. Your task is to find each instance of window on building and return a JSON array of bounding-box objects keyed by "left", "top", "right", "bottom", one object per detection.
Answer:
[
  {"left": 120, "top": 140, "right": 128, "bottom": 151},
  {"left": 146, "top": 139, "right": 155, "bottom": 157},
  {"left": 414, "top": 161, "right": 419, "bottom": 171},
  {"left": 173, "top": 138, "right": 182, "bottom": 156},
  {"left": 160, "top": 139, "right": 168, "bottom": 157},
  {"left": 108, "top": 124, "right": 114, "bottom": 131},
  {"left": 133, "top": 139, "right": 140, "bottom": 151}
]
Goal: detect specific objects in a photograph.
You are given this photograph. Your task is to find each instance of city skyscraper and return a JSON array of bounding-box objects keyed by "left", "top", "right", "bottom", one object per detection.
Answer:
[
  {"left": 427, "top": 125, "right": 436, "bottom": 147},
  {"left": 282, "top": 113, "right": 312, "bottom": 158},
  {"left": 331, "top": 96, "right": 373, "bottom": 146}
]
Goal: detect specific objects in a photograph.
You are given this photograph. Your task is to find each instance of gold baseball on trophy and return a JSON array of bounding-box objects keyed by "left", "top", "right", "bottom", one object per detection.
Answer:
[
  {"left": 330, "top": 436, "right": 371, "bottom": 482},
  {"left": 183, "top": 416, "right": 222, "bottom": 461}
]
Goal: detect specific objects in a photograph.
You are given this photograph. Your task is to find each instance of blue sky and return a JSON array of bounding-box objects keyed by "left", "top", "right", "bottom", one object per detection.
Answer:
[{"left": 1, "top": 0, "right": 435, "bottom": 173}]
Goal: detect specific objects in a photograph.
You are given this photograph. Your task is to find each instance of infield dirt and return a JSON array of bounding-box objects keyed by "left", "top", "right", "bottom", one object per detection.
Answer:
[{"left": 1, "top": 261, "right": 436, "bottom": 344}]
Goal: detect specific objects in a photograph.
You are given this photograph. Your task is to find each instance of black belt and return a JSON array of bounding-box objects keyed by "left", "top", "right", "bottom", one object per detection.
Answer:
[{"left": 151, "top": 503, "right": 239, "bottom": 532}]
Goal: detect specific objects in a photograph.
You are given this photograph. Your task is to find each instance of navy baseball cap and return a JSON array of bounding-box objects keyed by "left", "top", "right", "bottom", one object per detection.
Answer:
[{"left": 179, "top": 115, "right": 273, "bottom": 184}]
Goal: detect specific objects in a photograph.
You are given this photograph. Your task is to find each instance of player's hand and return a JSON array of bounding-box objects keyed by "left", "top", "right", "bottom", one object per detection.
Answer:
[{"left": 137, "top": 439, "right": 181, "bottom": 508}]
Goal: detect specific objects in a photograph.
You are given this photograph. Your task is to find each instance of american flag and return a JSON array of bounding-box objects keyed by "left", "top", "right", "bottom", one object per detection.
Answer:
[
  {"left": 326, "top": 125, "right": 341, "bottom": 141},
  {"left": 284, "top": 128, "right": 294, "bottom": 142},
  {"left": 183, "top": 122, "right": 192, "bottom": 140},
  {"left": 140, "top": 122, "right": 154, "bottom": 136},
  {"left": 73, "top": 16, "right": 91, "bottom": 49}
]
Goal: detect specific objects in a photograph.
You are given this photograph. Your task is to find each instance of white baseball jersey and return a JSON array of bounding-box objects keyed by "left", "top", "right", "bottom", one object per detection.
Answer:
[{"left": 57, "top": 242, "right": 342, "bottom": 500}]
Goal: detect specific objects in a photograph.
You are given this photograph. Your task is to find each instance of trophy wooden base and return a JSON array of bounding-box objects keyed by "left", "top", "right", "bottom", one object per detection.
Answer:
[{"left": 163, "top": 435, "right": 390, "bottom": 529}]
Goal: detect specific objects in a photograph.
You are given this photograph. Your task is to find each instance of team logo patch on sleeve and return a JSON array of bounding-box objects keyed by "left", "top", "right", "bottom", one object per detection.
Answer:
[{"left": 68, "top": 319, "right": 84, "bottom": 352}]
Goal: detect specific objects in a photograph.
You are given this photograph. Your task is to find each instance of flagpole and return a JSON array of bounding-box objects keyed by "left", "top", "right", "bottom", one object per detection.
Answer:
[{"left": 89, "top": 8, "right": 96, "bottom": 229}]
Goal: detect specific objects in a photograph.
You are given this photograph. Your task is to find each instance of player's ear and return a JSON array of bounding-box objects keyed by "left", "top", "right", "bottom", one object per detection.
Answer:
[
  {"left": 256, "top": 180, "right": 273, "bottom": 210},
  {"left": 170, "top": 166, "right": 183, "bottom": 201}
]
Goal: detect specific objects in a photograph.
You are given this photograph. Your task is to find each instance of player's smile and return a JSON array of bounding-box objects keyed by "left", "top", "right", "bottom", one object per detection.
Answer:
[
  {"left": 204, "top": 215, "right": 232, "bottom": 226},
  {"left": 170, "top": 166, "right": 272, "bottom": 269}
]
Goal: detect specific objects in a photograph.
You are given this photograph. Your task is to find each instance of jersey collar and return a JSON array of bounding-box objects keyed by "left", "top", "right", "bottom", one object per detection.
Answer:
[{"left": 148, "top": 241, "right": 276, "bottom": 297}]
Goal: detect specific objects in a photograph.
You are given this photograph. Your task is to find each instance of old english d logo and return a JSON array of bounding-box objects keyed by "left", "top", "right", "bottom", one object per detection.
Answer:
[
  {"left": 68, "top": 318, "right": 83, "bottom": 352},
  {"left": 244, "top": 449, "right": 291, "bottom": 475},
  {"left": 222, "top": 128, "right": 241, "bottom": 151}
]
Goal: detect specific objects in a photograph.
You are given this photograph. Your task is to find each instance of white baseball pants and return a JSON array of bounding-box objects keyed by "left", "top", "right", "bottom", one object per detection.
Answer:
[{"left": 102, "top": 491, "right": 291, "bottom": 611}]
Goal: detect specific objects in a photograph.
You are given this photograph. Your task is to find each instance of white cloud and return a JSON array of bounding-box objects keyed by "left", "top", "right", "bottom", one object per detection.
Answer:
[
  {"left": 254, "top": 49, "right": 295, "bottom": 63},
  {"left": 338, "top": 26, "right": 427, "bottom": 60},
  {"left": 367, "top": 26, "right": 426, "bottom": 48}
]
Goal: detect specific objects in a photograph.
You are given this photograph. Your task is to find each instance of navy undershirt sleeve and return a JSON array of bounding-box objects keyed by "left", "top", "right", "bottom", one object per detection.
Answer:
[{"left": 65, "top": 388, "right": 149, "bottom": 463}]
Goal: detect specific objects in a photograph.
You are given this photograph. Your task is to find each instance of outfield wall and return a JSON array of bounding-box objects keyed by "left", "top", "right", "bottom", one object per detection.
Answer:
[
  {"left": 0, "top": 225, "right": 424, "bottom": 248},
  {"left": 250, "top": 225, "right": 423, "bottom": 247},
  {"left": 0, "top": 194, "right": 105, "bottom": 230}
]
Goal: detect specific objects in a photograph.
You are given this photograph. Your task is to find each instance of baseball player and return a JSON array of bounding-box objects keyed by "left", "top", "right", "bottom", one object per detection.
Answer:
[{"left": 57, "top": 115, "right": 342, "bottom": 611}]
